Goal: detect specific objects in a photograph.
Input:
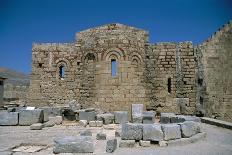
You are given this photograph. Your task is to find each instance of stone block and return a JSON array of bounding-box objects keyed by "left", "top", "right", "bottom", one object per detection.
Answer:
[
  {"left": 68, "top": 100, "right": 80, "bottom": 112},
  {"left": 190, "top": 132, "right": 206, "bottom": 143},
  {"left": 53, "top": 136, "right": 94, "bottom": 153},
  {"left": 131, "top": 104, "right": 143, "bottom": 123},
  {"left": 89, "top": 121, "right": 97, "bottom": 127},
  {"left": 19, "top": 109, "right": 44, "bottom": 126},
  {"left": 143, "top": 124, "right": 163, "bottom": 141},
  {"left": 48, "top": 116, "right": 62, "bottom": 125},
  {"left": 97, "top": 113, "right": 114, "bottom": 124},
  {"left": 96, "top": 120, "right": 103, "bottom": 127},
  {"left": 142, "top": 111, "right": 155, "bottom": 124},
  {"left": 178, "top": 115, "right": 201, "bottom": 122},
  {"left": 44, "top": 121, "right": 55, "bottom": 127},
  {"left": 115, "top": 129, "right": 121, "bottom": 137},
  {"left": 161, "top": 124, "right": 181, "bottom": 140},
  {"left": 159, "top": 140, "right": 168, "bottom": 147},
  {"left": 30, "top": 123, "right": 44, "bottom": 130},
  {"left": 80, "top": 130, "right": 92, "bottom": 136},
  {"left": 160, "top": 113, "right": 176, "bottom": 124},
  {"left": 114, "top": 111, "right": 128, "bottom": 124},
  {"left": 119, "top": 140, "right": 136, "bottom": 148},
  {"left": 0, "top": 112, "right": 18, "bottom": 126},
  {"left": 96, "top": 132, "right": 106, "bottom": 140},
  {"left": 79, "top": 111, "right": 96, "bottom": 122},
  {"left": 180, "top": 121, "right": 201, "bottom": 138},
  {"left": 139, "top": 140, "right": 151, "bottom": 147},
  {"left": 41, "top": 107, "right": 62, "bottom": 122},
  {"left": 106, "top": 139, "right": 117, "bottom": 153},
  {"left": 167, "top": 138, "right": 191, "bottom": 146},
  {"left": 79, "top": 120, "right": 88, "bottom": 127},
  {"left": 121, "top": 123, "right": 143, "bottom": 140}
]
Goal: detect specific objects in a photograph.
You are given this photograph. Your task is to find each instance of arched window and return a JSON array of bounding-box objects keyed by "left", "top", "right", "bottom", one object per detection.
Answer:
[
  {"left": 168, "top": 78, "right": 171, "bottom": 93},
  {"left": 111, "top": 59, "right": 117, "bottom": 77},
  {"left": 59, "top": 65, "right": 65, "bottom": 78}
]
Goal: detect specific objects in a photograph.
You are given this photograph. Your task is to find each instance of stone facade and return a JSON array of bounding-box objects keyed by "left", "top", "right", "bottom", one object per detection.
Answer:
[
  {"left": 196, "top": 21, "right": 232, "bottom": 122},
  {"left": 28, "top": 22, "right": 231, "bottom": 120}
]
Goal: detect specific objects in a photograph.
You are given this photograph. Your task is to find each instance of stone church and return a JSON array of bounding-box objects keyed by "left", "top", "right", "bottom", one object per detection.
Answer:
[{"left": 28, "top": 22, "right": 232, "bottom": 121}]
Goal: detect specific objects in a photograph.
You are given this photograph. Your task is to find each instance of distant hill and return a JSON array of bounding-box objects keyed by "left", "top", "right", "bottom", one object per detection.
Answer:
[{"left": 0, "top": 68, "right": 29, "bottom": 86}]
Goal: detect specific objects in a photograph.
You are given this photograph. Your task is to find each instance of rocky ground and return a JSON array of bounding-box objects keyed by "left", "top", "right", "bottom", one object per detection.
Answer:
[{"left": 0, "top": 123, "right": 231, "bottom": 155}]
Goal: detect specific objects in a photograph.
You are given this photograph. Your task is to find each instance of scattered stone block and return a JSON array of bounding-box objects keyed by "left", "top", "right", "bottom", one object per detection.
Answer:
[
  {"left": 143, "top": 124, "right": 163, "bottom": 141},
  {"left": 161, "top": 124, "right": 181, "bottom": 140},
  {"left": 0, "top": 112, "right": 18, "bottom": 126},
  {"left": 114, "top": 111, "right": 128, "bottom": 124},
  {"left": 30, "top": 123, "right": 44, "bottom": 130},
  {"left": 79, "top": 120, "right": 88, "bottom": 127},
  {"left": 139, "top": 140, "right": 151, "bottom": 147},
  {"left": 53, "top": 136, "right": 94, "bottom": 153},
  {"left": 190, "top": 132, "right": 206, "bottom": 143},
  {"left": 121, "top": 123, "right": 143, "bottom": 140},
  {"left": 131, "top": 104, "right": 143, "bottom": 123},
  {"left": 89, "top": 121, "right": 97, "bottom": 127},
  {"left": 97, "top": 113, "right": 114, "bottom": 124},
  {"left": 79, "top": 111, "right": 96, "bottom": 122},
  {"left": 80, "top": 130, "right": 92, "bottom": 136},
  {"left": 119, "top": 140, "right": 136, "bottom": 148},
  {"left": 96, "top": 120, "right": 103, "bottom": 127},
  {"left": 160, "top": 113, "right": 176, "bottom": 124},
  {"left": 106, "top": 139, "right": 117, "bottom": 153},
  {"left": 180, "top": 121, "right": 201, "bottom": 138},
  {"left": 167, "top": 138, "right": 191, "bottom": 146},
  {"left": 44, "top": 121, "right": 55, "bottom": 127},
  {"left": 143, "top": 111, "right": 155, "bottom": 124},
  {"left": 159, "top": 140, "right": 168, "bottom": 147},
  {"left": 96, "top": 132, "right": 106, "bottom": 140},
  {"left": 41, "top": 107, "right": 62, "bottom": 122},
  {"left": 19, "top": 109, "right": 44, "bottom": 126},
  {"left": 48, "top": 116, "right": 62, "bottom": 125}
]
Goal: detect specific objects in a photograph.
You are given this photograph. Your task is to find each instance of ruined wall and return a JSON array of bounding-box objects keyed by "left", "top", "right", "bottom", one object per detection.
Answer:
[
  {"left": 196, "top": 21, "right": 232, "bottom": 122},
  {"left": 4, "top": 84, "right": 29, "bottom": 101},
  {"left": 28, "top": 23, "right": 197, "bottom": 114}
]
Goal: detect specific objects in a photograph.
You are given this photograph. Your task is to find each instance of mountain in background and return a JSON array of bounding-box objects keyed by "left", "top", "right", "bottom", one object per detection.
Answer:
[{"left": 0, "top": 68, "right": 29, "bottom": 86}]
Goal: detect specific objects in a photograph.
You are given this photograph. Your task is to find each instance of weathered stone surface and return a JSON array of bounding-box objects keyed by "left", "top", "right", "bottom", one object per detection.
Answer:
[
  {"left": 115, "top": 129, "right": 121, "bottom": 137},
  {"left": 41, "top": 107, "right": 62, "bottom": 122},
  {"left": 114, "top": 111, "right": 128, "bottom": 124},
  {"left": 53, "top": 136, "right": 94, "bottom": 153},
  {"left": 97, "top": 113, "right": 114, "bottom": 124},
  {"left": 30, "top": 123, "right": 44, "bottom": 130},
  {"left": 68, "top": 100, "right": 80, "bottom": 112},
  {"left": 142, "top": 111, "right": 155, "bottom": 124},
  {"left": 178, "top": 115, "right": 201, "bottom": 122},
  {"left": 161, "top": 124, "right": 181, "bottom": 140},
  {"left": 143, "top": 124, "right": 163, "bottom": 141},
  {"left": 19, "top": 109, "right": 44, "bottom": 126},
  {"left": 180, "top": 121, "right": 201, "bottom": 138},
  {"left": 167, "top": 138, "right": 191, "bottom": 146},
  {"left": 48, "top": 116, "right": 62, "bottom": 125},
  {"left": 44, "top": 120, "right": 55, "bottom": 127},
  {"left": 79, "top": 120, "right": 88, "bottom": 127},
  {"left": 96, "top": 120, "right": 103, "bottom": 127},
  {"left": 96, "top": 132, "right": 106, "bottom": 140},
  {"left": 89, "top": 121, "right": 97, "bottom": 127},
  {"left": 106, "top": 139, "right": 117, "bottom": 153},
  {"left": 119, "top": 140, "right": 136, "bottom": 148},
  {"left": 0, "top": 112, "right": 18, "bottom": 126},
  {"left": 201, "top": 117, "right": 232, "bottom": 129},
  {"left": 139, "top": 140, "right": 151, "bottom": 147},
  {"left": 121, "top": 123, "right": 143, "bottom": 140},
  {"left": 160, "top": 113, "right": 176, "bottom": 124},
  {"left": 80, "top": 130, "right": 92, "bottom": 136},
  {"left": 131, "top": 104, "right": 143, "bottom": 123},
  {"left": 190, "top": 132, "right": 206, "bottom": 143},
  {"left": 159, "top": 140, "right": 168, "bottom": 147},
  {"left": 79, "top": 111, "right": 96, "bottom": 122}
]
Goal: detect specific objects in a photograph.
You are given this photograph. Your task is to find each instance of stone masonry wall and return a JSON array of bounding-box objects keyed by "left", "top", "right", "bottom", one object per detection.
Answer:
[
  {"left": 196, "top": 21, "right": 232, "bottom": 122},
  {"left": 28, "top": 23, "right": 197, "bottom": 115}
]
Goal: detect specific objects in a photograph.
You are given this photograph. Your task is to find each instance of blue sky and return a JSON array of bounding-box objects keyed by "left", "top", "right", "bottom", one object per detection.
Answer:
[{"left": 0, "top": 0, "right": 231, "bottom": 74}]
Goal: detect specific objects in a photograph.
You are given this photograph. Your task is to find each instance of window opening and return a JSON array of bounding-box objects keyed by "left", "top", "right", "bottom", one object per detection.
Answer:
[
  {"left": 111, "top": 59, "right": 117, "bottom": 77},
  {"left": 59, "top": 66, "right": 65, "bottom": 78},
  {"left": 168, "top": 78, "right": 171, "bottom": 93}
]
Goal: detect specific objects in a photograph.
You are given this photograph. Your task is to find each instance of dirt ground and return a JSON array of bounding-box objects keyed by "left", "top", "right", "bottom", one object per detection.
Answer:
[{"left": 0, "top": 123, "right": 231, "bottom": 155}]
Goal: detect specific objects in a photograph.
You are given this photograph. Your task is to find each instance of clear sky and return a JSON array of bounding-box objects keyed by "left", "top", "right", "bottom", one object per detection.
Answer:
[{"left": 0, "top": 0, "right": 231, "bottom": 74}]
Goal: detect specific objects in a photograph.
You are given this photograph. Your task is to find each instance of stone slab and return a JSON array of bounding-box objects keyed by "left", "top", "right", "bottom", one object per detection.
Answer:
[
  {"left": 30, "top": 123, "right": 44, "bottom": 130},
  {"left": 96, "top": 120, "right": 103, "bottom": 127},
  {"left": 160, "top": 113, "right": 176, "bottom": 124},
  {"left": 19, "top": 109, "right": 44, "bottom": 126},
  {"left": 79, "top": 111, "right": 96, "bottom": 123},
  {"left": 97, "top": 113, "right": 114, "bottom": 124},
  {"left": 139, "top": 140, "right": 151, "bottom": 147},
  {"left": 167, "top": 138, "right": 191, "bottom": 146},
  {"left": 119, "top": 140, "right": 135, "bottom": 148},
  {"left": 142, "top": 111, "right": 155, "bottom": 124},
  {"left": 190, "top": 132, "right": 207, "bottom": 143},
  {"left": 79, "top": 120, "right": 88, "bottom": 127},
  {"left": 89, "top": 121, "right": 97, "bottom": 127},
  {"left": 114, "top": 111, "right": 128, "bottom": 124},
  {"left": 0, "top": 112, "right": 18, "bottom": 126},
  {"left": 53, "top": 136, "right": 94, "bottom": 153},
  {"left": 143, "top": 124, "right": 163, "bottom": 141},
  {"left": 121, "top": 123, "right": 143, "bottom": 140},
  {"left": 180, "top": 121, "right": 201, "bottom": 138},
  {"left": 48, "top": 116, "right": 62, "bottom": 125},
  {"left": 201, "top": 117, "right": 232, "bottom": 130},
  {"left": 161, "top": 124, "right": 181, "bottom": 140},
  {"left": 131, "top": 104, "right": 143, "bottom": 123},
  {"left": 106, "top": 139, "right": 117, "bottom": 153}
]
